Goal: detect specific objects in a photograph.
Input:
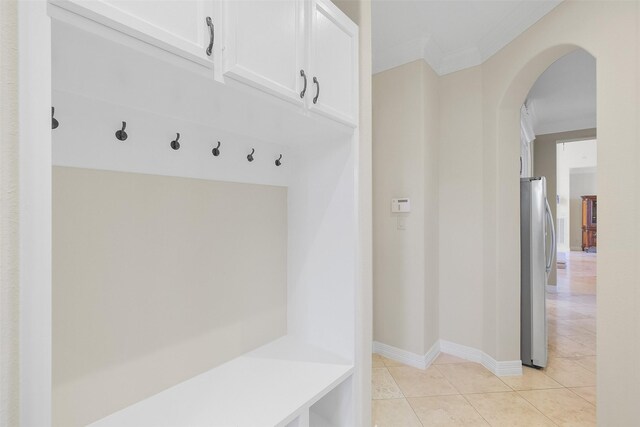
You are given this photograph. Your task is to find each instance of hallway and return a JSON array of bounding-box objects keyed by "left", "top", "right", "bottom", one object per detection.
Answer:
[{"left": 372, "top": 251, "right": 596, "bottom": 426}]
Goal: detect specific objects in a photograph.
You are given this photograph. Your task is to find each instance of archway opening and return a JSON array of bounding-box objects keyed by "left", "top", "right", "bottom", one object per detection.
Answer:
[{"left": 518, "top": 47, "right": 597, "bottom": 402}]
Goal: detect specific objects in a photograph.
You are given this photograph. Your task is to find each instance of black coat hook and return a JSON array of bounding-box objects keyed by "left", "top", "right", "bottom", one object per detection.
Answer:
[
  {"left": 212, "top": 141, "right": 221, "bottom": 156},
  {"left": 51, "top": 107, "right": 59, "bottom": 130},
  {"left": 115, "top": 121, "right": 128, "bottom": 141},
  {"left": 171, "top": 133, "right": 181, "bottom": 150},
  {"left": 275, "top": 154, "right": 282, "bottom": 166},
  {"left": 247, "top": 148, "right": 255, "bottom": 162}
]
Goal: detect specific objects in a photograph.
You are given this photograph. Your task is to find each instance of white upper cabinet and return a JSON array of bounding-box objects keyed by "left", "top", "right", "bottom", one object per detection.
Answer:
[
  {"left": 222, "top": 0, "right": 306, "bottom": 105},
  {"left": 49, "top": 0, "right": 357, "bottom": 127},
  {"left": 222, "top": 0, "right": 357, "bottom": 127},
  {"left": 49, "top": 0, "right": 218, "bottom": 69},
  {"left": 307, "top": 0, "right": 358, "bottom": 126}
]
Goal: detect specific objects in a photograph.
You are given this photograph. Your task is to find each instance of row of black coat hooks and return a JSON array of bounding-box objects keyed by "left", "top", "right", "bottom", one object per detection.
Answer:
[{"left": 51, "top": 108, "right": 283, "bottom": 167}]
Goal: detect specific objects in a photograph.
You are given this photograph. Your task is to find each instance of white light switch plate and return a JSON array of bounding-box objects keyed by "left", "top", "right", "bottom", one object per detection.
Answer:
[
  {"left": 397, "top": 217, "right": 406, "bottom": 230},
  {"left": 391, "top": 198, "right": 411, "bottom": 213}
]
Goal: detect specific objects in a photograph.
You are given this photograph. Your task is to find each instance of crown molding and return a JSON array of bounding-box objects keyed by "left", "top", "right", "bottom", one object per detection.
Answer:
[
  {"left": 373, "top": 36, "right": 482, "bottom": 76},
  {"left": 372, "top": 36, "right": 429, "bottom": 75},
  {"left": 436, "top": 47, "right": 483, "bottom": 76},
  {"left": 372, "top": 0, "right": 563, "bottom": 77}
]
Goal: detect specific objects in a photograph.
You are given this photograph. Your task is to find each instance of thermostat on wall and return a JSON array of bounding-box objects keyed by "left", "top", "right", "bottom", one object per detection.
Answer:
[{"left": 391, "top": 198, "right": 411, "bottom": 213}]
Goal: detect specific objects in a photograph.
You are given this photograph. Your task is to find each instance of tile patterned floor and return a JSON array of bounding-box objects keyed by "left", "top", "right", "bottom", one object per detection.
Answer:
[{"left": 372, "top": 251, "right": 596, "bottom": 426}]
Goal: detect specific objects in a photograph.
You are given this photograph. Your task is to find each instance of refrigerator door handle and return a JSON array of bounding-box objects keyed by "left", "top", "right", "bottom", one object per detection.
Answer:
[{"left": 545, "top": 198, "right": 556, "bottom": 274}]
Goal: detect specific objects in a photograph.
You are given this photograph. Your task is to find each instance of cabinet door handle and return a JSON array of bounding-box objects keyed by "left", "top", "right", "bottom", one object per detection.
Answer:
[
  {"left": 300, "top": 69, "right": 307, "bottom": 98},
  {"left": 313, "top": 77, "right": 320, "bottom": 104},
  {"left": 206, "top": 17, "right": 214, "bottom": 56}
]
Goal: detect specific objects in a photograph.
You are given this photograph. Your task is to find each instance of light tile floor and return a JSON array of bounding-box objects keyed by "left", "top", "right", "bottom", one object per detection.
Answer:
[{"left": 372, "top": 251, "right": 596, "bottom": 426}]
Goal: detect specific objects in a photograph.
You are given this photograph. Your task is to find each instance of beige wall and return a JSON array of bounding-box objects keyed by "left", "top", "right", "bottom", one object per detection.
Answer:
[
  {"left": 444, "top": 1, "right": 639, "bottom": 423},
  {"left": 569, "top": 171, "right": 597, "bottom": 250},
  {"left": 373, "top": 60, "right": 439, "bottom": 356},
  {"left": 53, "top": 167, "right": 288, "bottom": 426},
  {"left": 423, "top": 61, "right": 440, "bottom": 351},
  {"left": 438, "top": 66, "right": 484, "bottom": 349},
  {"left": 0, "top": 0, "right": 19, "bottom": 424},
  {"left": 533, "top": 128, "right": 597, "bottom": 282},
  {"left": 373, "top": 1, "right": 640, "bottom": 423}
]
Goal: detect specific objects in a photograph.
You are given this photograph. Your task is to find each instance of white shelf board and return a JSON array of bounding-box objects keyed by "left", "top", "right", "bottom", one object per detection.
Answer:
[{"left": 89, "top": 336, "right": 353, "bottom": 427}]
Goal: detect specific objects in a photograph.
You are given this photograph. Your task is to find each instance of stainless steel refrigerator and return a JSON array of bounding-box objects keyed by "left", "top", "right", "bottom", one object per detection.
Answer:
[{"left": 520, "top": 177, "right": 556, "bottom": 368}]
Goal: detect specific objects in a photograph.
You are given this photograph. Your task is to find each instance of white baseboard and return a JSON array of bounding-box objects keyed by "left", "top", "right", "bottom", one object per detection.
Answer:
[
  {"left": 570, "top": 246, "right": 583, "bottom": 252},
  {"left": 438, "top": 340, "right": 481, "bottom": 363},
  {"left": 373, "top": 339, "right": 522, "bottom": 376},
  {"left": 372, "top": 340, "right": 440, "bottom": 370},
  {"left": 439, "top": 340, "right": 522, "bottom": 376}
]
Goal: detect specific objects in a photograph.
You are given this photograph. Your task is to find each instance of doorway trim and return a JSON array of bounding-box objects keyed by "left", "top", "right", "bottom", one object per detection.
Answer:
[{"left": 18, "top": 1, "right": 52, "bottom": 425}]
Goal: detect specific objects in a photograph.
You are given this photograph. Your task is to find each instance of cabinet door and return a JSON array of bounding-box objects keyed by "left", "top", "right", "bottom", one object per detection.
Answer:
[
  {"left": 223, "top": 0, "right": 306, "bottom": 105},
  {"left": 308, "top": 0, "right": 358, "bottom": 126},
  {"left": 49, "top": 0, "right": 217, "bottom": 69}
]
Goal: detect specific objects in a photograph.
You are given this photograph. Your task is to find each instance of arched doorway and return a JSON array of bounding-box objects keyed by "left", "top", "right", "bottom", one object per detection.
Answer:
[
  {"left": 489, "top": 4, "right": 640, "bottom": 419},
  {"left": 493, "top": 44, "right": 597, "bottom": 349},
  {"left": 520, "top": 47, "right": 597, "bottom": 404},
  {"left": 490, "top": 44, "right": 590, "bottom": 364}
]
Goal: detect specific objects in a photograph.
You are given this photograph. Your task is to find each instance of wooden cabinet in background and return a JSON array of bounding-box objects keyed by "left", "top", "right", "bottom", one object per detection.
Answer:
[{"left": 581, "top": 195, "right": 597, "bottom": 251}]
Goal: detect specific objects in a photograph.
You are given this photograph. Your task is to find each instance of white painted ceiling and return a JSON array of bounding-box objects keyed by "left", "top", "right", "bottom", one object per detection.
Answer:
[
  {"left": 372, "top": 0, "right": 562, "bottom": 75},
  {"left": 526, "top": 49, "right": 596, "bottom": 135}
]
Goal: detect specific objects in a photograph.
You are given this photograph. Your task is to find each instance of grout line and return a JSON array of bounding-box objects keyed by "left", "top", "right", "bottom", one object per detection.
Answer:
[
  {"left": 566, "top": 386, "right": 597, "bottom": 407},
  {"left": 403, "top": 397, "right": 426, "bottom": 427},
  {"left": 495, "top": 372, "right": 515, "bottom": 391},
  {"left": 462, "top": 390, "right": 523, "bottom": 395},
  {"left": 387, "top": 367, "right": 405, "bottom": 398},
  {"left": 515, "top": 390, "right": 561, "bottom": 426},
  {"left": 499, "top": 385, "right": 565, "bottom": 392},
  {"left": 384, "top": 369, "right": 406, "bottom": 398},
  {"left": 459, "top": 393, "right": 493, "bottom": 426},
  {"left": 372, "top": 367, "right": 405, "bottom": 400},
  {"left": 387, "top": 365, "right": 462, "bottom": 399},
  {"left": 430, "top": 365, "right": 464, "bottom": 395}
]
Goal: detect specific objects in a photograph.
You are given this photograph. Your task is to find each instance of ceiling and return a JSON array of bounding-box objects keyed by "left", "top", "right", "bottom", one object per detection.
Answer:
[
  {"left": 526, "top": 49, "right": 596, "bottom": 135},
  {"left": 372, "top": 0, "right": 562, "bottom": 75}
]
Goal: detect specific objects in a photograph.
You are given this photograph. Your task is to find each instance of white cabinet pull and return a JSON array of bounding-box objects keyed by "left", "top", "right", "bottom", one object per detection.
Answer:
[{"left": 206, "top": 17, "right": 214, "bottom": 56}]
